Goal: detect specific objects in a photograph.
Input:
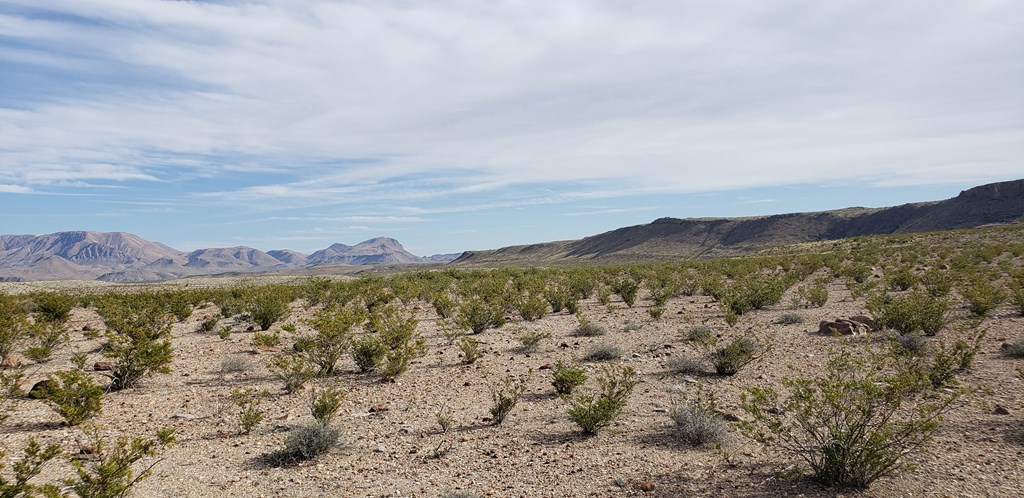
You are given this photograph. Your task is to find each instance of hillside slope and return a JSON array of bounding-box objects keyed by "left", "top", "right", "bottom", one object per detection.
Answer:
[{"left": 454, "top": 179, "right": 1024, "bottom": 265}]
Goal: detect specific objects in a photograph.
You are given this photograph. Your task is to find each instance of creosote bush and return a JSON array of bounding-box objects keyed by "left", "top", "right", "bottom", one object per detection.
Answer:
[
  {"left": 243, "top": 286, "right": 292, "bottom": 331},
  {"left": 231, "top": 388, "right": 266, "bottom": 434},
  {"left": 518, "top": 330, "right": 550, "bottom": 353},
  {"left": 99, "top": 301, "right": 174, "bottom": 391},
  {"left": 551, "top": 361, "right": 587, "bottom": 395},
  {"left": 739, "top": 348, "right": 962, "bottom": 488},
  {"left": 488, "top": 371, "right": 531, "bottom": 425},
  {"left": 0, "top": 437, "right": 61, "bottom": 497},
  {"left": 268, "top": 354, "right": 316, "bottom": 394},
  {"left": 32, "top": 292, "right": 76, "bottom": 324},
  {"left": 710, "top": 335, "right": 764, "bottom": 376},
  {"left": 868, "top": 291, "right": 948, "bottom": 336},
  {"left": 568, "top": 364, "right": 636, "bottom": 434},
  {"left": 24, "top": 320, "right": 70, "bottom": 363},
  {"left": 959, "top": 277, "right": 1005, "bottom": 317},
  {"left": 68, "top": 427, "right": 176, "bottom": 498},
  {"left": 310, "top": 386, "right": 345, "bottom": 425},
  {"left": 41, "top": 369, "right": 104, "bottom": 426},
  {"left": 456, "top": 336, "right": 482, "bottom": 364},
  {"left": 295, "top": 306, "right": 363, "bottom": 376}
]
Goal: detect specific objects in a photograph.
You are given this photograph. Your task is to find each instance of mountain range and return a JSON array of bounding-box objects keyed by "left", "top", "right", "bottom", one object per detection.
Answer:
[
  {"left": 0, "top": 234, "right": 458, "bottom": 282},
  {"left": 453, "top": 179, "right": 1024, "bottom": 265},
  {"left": 3, "top": 179, "right": 1022, "bottom": 281}
]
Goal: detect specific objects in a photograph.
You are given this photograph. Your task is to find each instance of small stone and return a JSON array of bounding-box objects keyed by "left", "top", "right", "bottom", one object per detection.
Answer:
[
  {"left": 171, "top": 413, "right": 202, "bottom": 420},
  {"left": 652, "top": 407, "right": 669, "bottom": 413},
  {"left": 993, "top": 405, "right": 1011, "bottom": 416},
  {"left": 1, "top": 355, "right": 19, "bottom": 369},
  {"left": 538, "top": 363, "right": 554, "bottom": 370},
  {"left": 613, "top": 478, "right": 628, "bottom": 488},
  {"left": 369, "top": 404, "right": 389, "bottom": 413},
  {"left": 637, "top": 481, "right": 655, "bottom": 492},
  {"left": 93, "top": 361, "right": 114, "bottom": 371}
]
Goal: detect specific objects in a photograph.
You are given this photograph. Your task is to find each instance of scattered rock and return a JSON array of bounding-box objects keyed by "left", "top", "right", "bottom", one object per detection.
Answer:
[
  {"left": 171, "top": 413, "right": 203, "bottom": 420},
  {"left": 254, "top": 346, "right": 280, "bottom": 354},
  {"left": 369, "top": 404, "right": 389, "bottom": 413},
  {"left": 848, "top": 315, "right": 878, "bottom": 331},
  {"left": 538, "top": 363, "right": 554, "bottom": 370},
  {"left": 652, "top": 407, "right": 669, "bottom": 413},
  {"left": 637, "top": 481, "right": 655, "bottom": 492},
  {"left": 1, "top": 355, "right": 19, "bottom": 369},
  {"left": 245, "top": 325, "right": 257, "bottom": 332},
  {"left": 613, "top": 478, "right": 628, "bottom": 488},
  {"left": 993, "top": 405, "right": 1011, "bottom": 416},
  {"left": 93, "top": 361, "right": 114, "bottom": 371},
  {"left": 82, "top": 324, "right": 92, "bottom": 332},
  {"left": 818, "top": 319, "right": 868, "bottom": 336}
]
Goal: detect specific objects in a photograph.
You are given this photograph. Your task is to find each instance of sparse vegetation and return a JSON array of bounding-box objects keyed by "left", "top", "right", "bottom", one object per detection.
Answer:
[
  {"left": 41, "top": 369, "right": 104, "bottom": 426},
  {"left": 488, "top": 371, "right": 531, "bottom": 425},
  {"left": 670, "top": 384, "right": 730, "bottom": 446},
  {"left": 551, "top": 361, "right": 587, "bottom": 395},
  {"left": 584, "top": 344, "right": 622, "bottom": 362},
  {"left": 567, "top": 365, "right": 636, "bottom": 434},
  {"left": 518, "top": 330, "right": 550, "bottom": 352},
  {"left": 231, "top": 387, "right": 265, "bottom": 434}
]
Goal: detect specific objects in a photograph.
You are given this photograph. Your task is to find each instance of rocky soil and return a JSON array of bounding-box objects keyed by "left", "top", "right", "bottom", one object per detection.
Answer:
[{"left": 3, "top": 277, "right": 1023, "bottom": 497}]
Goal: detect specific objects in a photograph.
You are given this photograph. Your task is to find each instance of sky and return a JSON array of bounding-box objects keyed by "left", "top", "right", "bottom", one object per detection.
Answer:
[{"left": 0, "top": 0, "right": 1021, "bottom": 256}]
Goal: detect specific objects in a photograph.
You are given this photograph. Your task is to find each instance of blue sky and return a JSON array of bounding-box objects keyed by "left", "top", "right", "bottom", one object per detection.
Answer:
[{"left": 0, "top": 1, "right": 1021, "bottom": 256}]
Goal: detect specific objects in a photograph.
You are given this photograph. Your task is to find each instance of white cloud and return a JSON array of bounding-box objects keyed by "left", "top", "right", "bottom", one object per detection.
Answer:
[{"left": 0, "top": 0, "right": 1019, "bottom": 206}]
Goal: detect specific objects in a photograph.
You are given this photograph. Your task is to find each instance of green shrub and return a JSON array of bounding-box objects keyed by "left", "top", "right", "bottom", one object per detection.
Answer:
[
  {"left": 266, "top": 423, "right": 340, "bottom": 466},
  {"left": 295, "top": 306, "right": 363, "bottom": 376},
  {"left": 33, "top": 292, "right": 76, "bottom": 323},
  {"left": 710, "top": 336, "right": 763, "bottom": 376},
  {"left": 959, "top": 278, "right": 1006, "bottom": 317},
  {"left": 100, "top": 303, "right": 174, "bottom": 391},
  {"left": 868, "top": 291, "right": 948, "bottom": 336},
  {"left": 67, "top": 428, "right": 176, "bottom": 498},
  {"left": 198, "top": 317, "right": 218, "bottom": 332},
  {"left": 551, "top": 361, "right": 587, "bottom": 395},
  {"left": 798, "top": 284, "right": 829, "bottom": 308},
  {"left": 231, "top": 388, "right": 265, "bottom": 434},
  {"left": 456, "top": 336, "right": 482, "bottom": 364},
  {"left": 919, "top": 269, "right": 953, "bottom": 297},
  {"left": 885, "top": 265, "right": 916, "bottom": 291},
  {"left": 611, "top": 277, "right": 641, "bottom": 307},
  {"left": 309, "top": 386, "right": 345, "bottom": 424},
  {"left": 455, "top": 296, "right": 506, "bottom": 334},
  {"left": 0, "top": 437, "right": 61, "bottom": 497},
  {"left": 488, "top": 371, "right": 531, "bottom": 425},
  {"left": 217, "top": 326, "right": 232, "bottom": 340},
  {"left": 244, "top": 286, "right": 292, "bottom": 331},
  {"left": 1011, "top": 282, "right": 1024, "bottom": 316},
  {"left": 648, "top": 306, "right": 666, "bottom": 320},
  {"left": 350, "top": 335, "right": 387, "bottom": 373},
  {"left": 0, "top": 293, "right": 28, "bottom": 360},
  {"left": 371, "top": 307, "right": 426, "bottom": 380},
  {"left": 252, "top": 329, "right": 281, "bottom": 347},
  {"left": 268, "top": 354, "right": 316, "bottom": 394},
  {"left": 670, "top": 385, "right": 730, "bottom": 446},
  {"left": 515, "top": 294, "right": 549, "bottom": 321},
  {"left": 41, "top": 369, "right": 104, "bottom": 426},
  {"left": 739, "top": 349, "right": 960, "bottom": 488},
  {"left": 686, "top": 325, "right": 715, "bottom": 346},
  {"left": 518, "top": 330, "right": 550, "bottom": 353},
  {"left": 24, "top": 320, "right": 70, "bottom": 363},
  {"left": 584, "top": 344, "right": 622, "bottom": 362},
  {"left": 567, "top": 365, "right": 636, "bottom": 434}
]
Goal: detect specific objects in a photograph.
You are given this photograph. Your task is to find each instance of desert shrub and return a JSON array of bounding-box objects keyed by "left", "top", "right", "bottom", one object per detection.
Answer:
[
  {"left": 670, "top": 385, "right": 730, "bottom": 446},
  {"left": 309, "top": 386, "right": 345, "bottom": 424},
  {"left": 648, "top": 306, "right": 666, "bottom": 320},
  {"left": 219, "top": 356, "right": 251, "bottom": 374},
  {"left": 70, "top": 352, "right": 89, "bottom": 371},
  {"left": 40, "top": 369, "right": 103, "bottom": 426},
  {"left": 456, "top": 336, "right": 482, "bottom": 364},
  {"left": 739, "top": 348, "right": 961, "bottom": 488},
  {"left": 567, "top": 365, "right": 636, "bottom": 434},
  {"left": 99, "top": 302, "right": 174, "bottom": 391},
  {"left": 217, "top": 326, "right": 232, "bottom": 340},
  {"left": 798, "top": 284, "right": 829, "bottom": 308},
  {"left": 959, "top": 278, "right": 1006, "bottom": 317},
  {"left": 868, "top": 291, "right": 948, "bottom": 336},
  {"left": 573, "top": 322, "right": 606, "bottom": 337},
  {"left": 0, "top": 437, "right": 61, "bottom": 497},
  {"left": 885, "top": 265, "right": 916, "bottom": 291},
  {"left": 544, "top": 283, "right": 576, "bottom": 314},
  {"left": 719, "top": 274, "right": 788, "bottom": 316},
  {"left": 667, "top": 355, "right": 706, "bottom": 375},
  {"left": 370, "top": 307, "right": 426, "bottom": 380},
  {"left": 0, "top": 293, "right": 28, "bottom": 360},
  {"left": 919, "top": 268, "right": 953, "bottom": 297},
  {"left": 1010, "top": 282, "right": 1024, "bottom": 316},
  {"left": 710, "top": 335, "right": 764, "bottom": 376},
  {"left": 281, "top": 323, "right": 297, "bottom": 333},
  {"left": 596, "top": 285, "right": 612, "bottom": 305},
  {"left": 915, "top": 327, "right": 986, "bottom": 389},
  {"left": 33, "top": 292, "right": 76, "bottom": 323},
  {"left": 584, "top": 344, "right": 622, "bottom": 362},
  {"left": 514, "top": 293, "right": 549, "bottom": 322},
  {"left": 622, "top": 320, "right": 643, "bottom": 332},
  {"left": 455, "top": 297, "right": 506, "bottom": 334},
  {"left": 350, "top": 335, "right": 387, "bottom": 373},
  {"left": 268, "top": 354, "right": 316, "bottom": 394},
  {"left": 24, "top": 320, "right": 70, "bottom": 363},
  {"left": 687, "top": 325, "right": 715, "bottom": 346},
  {"left": 243, "top": 285, "right": 292, "bottom": 331},
  {"left": 197, "top": 317, "right": 218, "bottom": 332},
  {"left": 611, "top": 277, "right": 641, "bottom": 307},
  {"left": 294, "top": 306, "right": 363, "bottom": 376},
  {"left": 430, "top": 292, "right": 457, "bottom": 320},
  {"left": 518, "top": 330, "right": 550, "bottom": 353},
  {"left": 777, "top": 313, "right": 805, "bottom": 325},
  {"left": 551, "top": 361, "right": 587, "bottom": 395},
  {"left": 67, "top": 427, "right": 176, "bottom": 498},
  {"left": 231, "top": 388, "right": 265, "bottom": 434},
  {"left": 488, "top": 371, "right": 531, "bottom": 425},
  {"left": 1004, "top": 337, "right": 1024, "bottom": 358},
  {"left": 251, "top": 330, "right": 281, "bottom": 347},
  {"left": 893, "top": 334, "right": 928, "bottom": 356},
  {"left": 166, "top": 297, "right": 193, "bottom": 322}
]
